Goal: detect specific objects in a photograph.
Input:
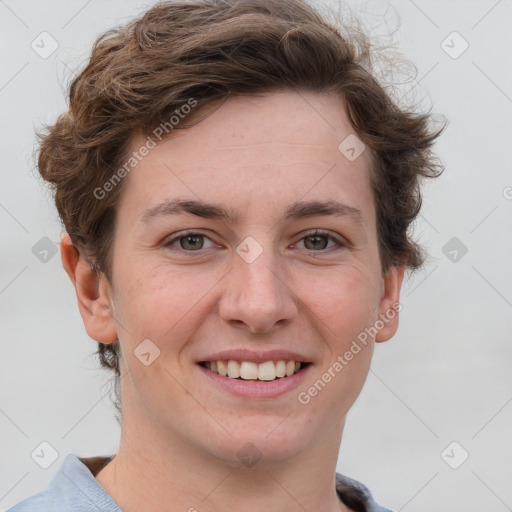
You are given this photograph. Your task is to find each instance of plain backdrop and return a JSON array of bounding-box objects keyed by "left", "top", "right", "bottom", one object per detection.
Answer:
[{"left": 1, "top": 1, "right": 511, "bottom": 511}]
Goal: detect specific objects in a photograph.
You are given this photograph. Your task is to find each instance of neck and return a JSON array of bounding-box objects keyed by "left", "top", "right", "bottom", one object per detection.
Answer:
[{"left": 96, "top": 410, "right": 350, "bottom": 512}]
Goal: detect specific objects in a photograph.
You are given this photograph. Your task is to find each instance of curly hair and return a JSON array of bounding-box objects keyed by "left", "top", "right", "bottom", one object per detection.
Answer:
[{"left": 36, "top": 0, "right": 445, "bottom": 417}]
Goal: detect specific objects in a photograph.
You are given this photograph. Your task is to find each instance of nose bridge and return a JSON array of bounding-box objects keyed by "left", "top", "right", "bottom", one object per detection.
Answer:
[
  {"left": 239, "top": 240, "right": 280, "bottom": 298},
  {"left": 219, "top": 234, "right": 297, "bottom": 332}
]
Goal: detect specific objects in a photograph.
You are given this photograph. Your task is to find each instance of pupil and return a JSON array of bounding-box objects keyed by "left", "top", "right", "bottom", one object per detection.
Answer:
[
  {"left": 306, "top": 235, "right": 327, "bottom": 250},
  {"left": 182, "top": 235, "right": 203, "bottom": 250}
]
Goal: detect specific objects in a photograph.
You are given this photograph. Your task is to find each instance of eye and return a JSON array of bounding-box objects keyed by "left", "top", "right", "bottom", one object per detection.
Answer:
[
  {"left": 164, "top": 231, "right": 216, "bottom": 252},
  {"left": 164, "top": 229, "right": 347, "bottom": 255},
  {"left": 294, "top": 230, "right": 345, "bottom": 251}
]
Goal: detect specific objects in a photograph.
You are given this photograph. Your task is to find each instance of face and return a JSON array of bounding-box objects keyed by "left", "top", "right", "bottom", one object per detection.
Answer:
[{"left": 77, "top": 90, "right": 404, "bottom": 466}]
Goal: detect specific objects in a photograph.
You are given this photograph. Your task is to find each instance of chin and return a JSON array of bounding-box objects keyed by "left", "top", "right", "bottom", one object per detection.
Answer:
[{"left": 200, "top": 419, "right": 310, "bottom": 466}]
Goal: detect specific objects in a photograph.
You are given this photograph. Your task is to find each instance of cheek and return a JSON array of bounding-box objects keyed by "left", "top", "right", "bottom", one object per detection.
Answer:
[
  {"left": 299, "top": 263, "right": 381, "bottom": 340},
  {"left": 112, "top": 265, "right": 199, "bottom": 402},
  {"left": 113, "top": 262, "right": 213, "bottom": 357},
  {"left": 303, "top": 270, "right": 377, "bottom": 413},
  {"left": 321, "top": 268, "right": 380, "bottom": 405},
  {"left": 116, "top": 261, "right": 186, "bottom": 317}
]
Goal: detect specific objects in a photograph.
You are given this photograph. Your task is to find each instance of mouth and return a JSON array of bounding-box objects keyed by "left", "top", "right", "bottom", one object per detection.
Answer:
[{"left": 198, "top": 360, "right": 311, "bottom": 381}]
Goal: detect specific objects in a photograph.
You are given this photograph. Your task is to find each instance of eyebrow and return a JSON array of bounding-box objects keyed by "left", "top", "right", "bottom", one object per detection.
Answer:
[{"left": 139, "top": 198, "right": 365, "bottom": 227}]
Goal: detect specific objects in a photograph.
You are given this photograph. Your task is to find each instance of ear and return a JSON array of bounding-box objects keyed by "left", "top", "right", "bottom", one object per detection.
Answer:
[
  {"left": 60, "top": 232, "right": 118, "bottom": 344},
  {"left": 374, "top": 263, "right": 406, "bottom": 343}
]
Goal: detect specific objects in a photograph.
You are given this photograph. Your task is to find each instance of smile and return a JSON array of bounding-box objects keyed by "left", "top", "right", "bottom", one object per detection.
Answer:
[{"left": 199, "top": 360, "right": 311, "bottom": 381}]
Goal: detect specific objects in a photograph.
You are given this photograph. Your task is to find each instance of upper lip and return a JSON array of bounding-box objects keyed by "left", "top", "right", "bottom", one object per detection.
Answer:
[{"left": 197, "top": 349, "right": 312, "bottom": 364}]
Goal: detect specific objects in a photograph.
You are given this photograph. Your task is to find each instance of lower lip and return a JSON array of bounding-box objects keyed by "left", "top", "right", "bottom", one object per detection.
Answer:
[{"left": 197, "top": 363, "right": 312, "bottom": 398}]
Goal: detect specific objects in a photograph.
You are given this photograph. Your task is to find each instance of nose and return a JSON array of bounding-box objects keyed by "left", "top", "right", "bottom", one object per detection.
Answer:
[{"left": 218, "top": 242, "right": 298, "bottom": 334}]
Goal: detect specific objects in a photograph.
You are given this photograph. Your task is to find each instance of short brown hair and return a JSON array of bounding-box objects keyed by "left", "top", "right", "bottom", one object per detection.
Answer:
[{"left": 36, "top": 0, "right": 445, "bottom": 416}]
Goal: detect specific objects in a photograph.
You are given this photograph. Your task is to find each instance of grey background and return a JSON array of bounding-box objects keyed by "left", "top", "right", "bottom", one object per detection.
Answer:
[{"left": 1, "top": 1, "right": 511, "bottom": 511}]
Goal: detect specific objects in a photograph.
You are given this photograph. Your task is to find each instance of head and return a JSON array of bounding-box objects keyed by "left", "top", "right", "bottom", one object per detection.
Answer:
[{"left": 38, "top": 0, "right": 443, "bottom": 457}]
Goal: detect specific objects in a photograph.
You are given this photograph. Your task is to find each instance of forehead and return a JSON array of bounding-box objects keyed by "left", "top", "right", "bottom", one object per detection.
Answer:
[
  {"left": 118, "top": 90, "right": 375, "bottom": 228},
  {"left": 148, "top": 91, "right": 362, "bottom": 158}
]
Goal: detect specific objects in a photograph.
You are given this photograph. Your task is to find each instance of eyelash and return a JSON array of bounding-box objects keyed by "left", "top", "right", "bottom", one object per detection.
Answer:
[{"left": 164, "top": 229, "right": 347, "bottom": 254}]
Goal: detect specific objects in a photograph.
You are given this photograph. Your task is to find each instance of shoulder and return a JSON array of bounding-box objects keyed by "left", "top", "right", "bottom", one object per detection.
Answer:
[
  {"left": 6, "top": 454, "right": 119, "bottom": 512},
  {"left": 7, "top": 490, "right": 49, "bottom": 512},
  {"left": 336, "top": 472, "right": 395, "bottom": 512}
]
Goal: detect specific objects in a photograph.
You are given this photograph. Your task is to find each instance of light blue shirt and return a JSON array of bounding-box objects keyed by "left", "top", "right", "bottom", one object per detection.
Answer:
[{"left": 7, "top": 453, "right": 394, "bottom": 512}]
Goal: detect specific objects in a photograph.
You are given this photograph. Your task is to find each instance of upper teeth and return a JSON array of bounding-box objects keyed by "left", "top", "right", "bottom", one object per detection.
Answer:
[{"left": 205, "top": 360, "right": 302, "bottom": 381}]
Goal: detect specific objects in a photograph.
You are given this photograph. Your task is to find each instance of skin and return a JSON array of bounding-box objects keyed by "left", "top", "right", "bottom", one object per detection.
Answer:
[{"left": 61, "top": 90, "right": 405, "bottom": 512}]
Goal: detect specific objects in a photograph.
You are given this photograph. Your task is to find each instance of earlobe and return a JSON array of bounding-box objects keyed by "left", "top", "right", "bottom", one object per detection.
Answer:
[
  {"left": 60, "top": 233, "right": 118, "bottom": 344},
  {"left": 374, "top": 264, "right": 406, "bottom": 343}
]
